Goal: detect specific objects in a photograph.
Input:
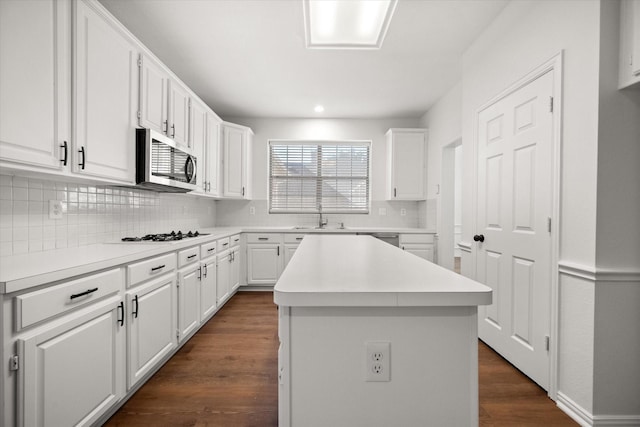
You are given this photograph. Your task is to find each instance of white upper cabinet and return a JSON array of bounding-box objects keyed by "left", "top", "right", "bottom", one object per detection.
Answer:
[
  {"left": 139, "top": 54, "right": 169, "bottom": 134},
  {"left": 222, "top": 122, "right": 253, "bottom": 199},
  {"left": 73, "top": 0, "right": 137, "bottom": 183},
  {"left": 619, "top": 0, "right": 640, "bottom": 88},
  {"left": 0, "top": 0, "right": 71, "bottom": 172},
  {"left": 204, "top": 113, "right": 222, "bottom": 197},
  {"left": 190, "top": 98, "right": 207, "bottom": 192},
  {"left": 168, "top": 80, "right": 190, "bottom": 147},
  {"left": 386, "top": 128, "right": 427, "bottom": 200}
]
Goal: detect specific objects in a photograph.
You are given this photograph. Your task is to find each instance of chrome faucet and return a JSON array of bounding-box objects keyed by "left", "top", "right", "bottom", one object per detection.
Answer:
[{"left": 318, "top": 212, "right": 328, "bottom": 229}]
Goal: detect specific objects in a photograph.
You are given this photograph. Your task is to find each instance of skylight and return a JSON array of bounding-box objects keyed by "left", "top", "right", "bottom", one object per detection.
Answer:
[{"left": 303, "top": 0, "right": 397, "bottom": 49}]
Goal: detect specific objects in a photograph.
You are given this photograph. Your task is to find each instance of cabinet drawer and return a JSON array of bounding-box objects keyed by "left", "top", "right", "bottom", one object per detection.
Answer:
[
  {"left": 230, "top": 234, "right": 241, "bottom": 247},
  {"left": 284, "top": 234, "right": 306, "bottom": 243},
  {"left": 201, "top": 241, "right": 217, "bottom": 258},
  {"left": 15, "top": 268, "right": 122, "bottom": 330},
  {"left": 178, "top": 246, "right": 200, "bottom": 267},
  {"left": 218, "top": 237, "right": 231, "bottom": 252},
  {"left": 246, "top": 233, "right": 282, "bottom": 244},
  {"left": 399, "top": 233, "right": 434, "bottom": 245},
  {"left": 128, "top": 253, "right": 176, "bottom": 288}
]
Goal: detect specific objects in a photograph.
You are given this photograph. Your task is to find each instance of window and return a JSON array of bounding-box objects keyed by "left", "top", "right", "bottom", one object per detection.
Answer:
[{"left": 269, "top": 140, "right": 370, "bottom": 214}]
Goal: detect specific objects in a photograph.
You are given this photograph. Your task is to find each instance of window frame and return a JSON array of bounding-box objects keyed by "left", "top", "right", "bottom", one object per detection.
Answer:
[{"left": 268, "top": 139, "right": 372, "bottom": 214}]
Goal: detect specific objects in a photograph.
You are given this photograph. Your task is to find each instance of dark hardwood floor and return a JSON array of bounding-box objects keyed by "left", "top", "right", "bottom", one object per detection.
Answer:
[{"left": 105, "top": 291, "right": 576, "bottom": 427}]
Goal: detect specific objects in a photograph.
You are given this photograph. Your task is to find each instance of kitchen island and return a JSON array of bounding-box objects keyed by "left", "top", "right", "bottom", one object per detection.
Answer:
[{"left": 274, "top": 234, "right": 492, "bottom": 427}]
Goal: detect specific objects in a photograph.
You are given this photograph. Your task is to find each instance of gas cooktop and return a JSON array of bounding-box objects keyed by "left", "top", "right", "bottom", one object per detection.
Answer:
[{"left": 121, "top": 230, "right": 209, "bottom": 242}]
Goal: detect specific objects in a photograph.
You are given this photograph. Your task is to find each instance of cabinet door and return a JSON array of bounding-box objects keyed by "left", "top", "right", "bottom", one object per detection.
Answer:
[
  {"left": 230, "top": 248, "right": 241, "bottom": 291},
  {"left": 200, "top": 258, "right": 217, "bottom": 320},
  {"left": 388, "top": 130, "right": 426, "bottom": 200},
  {"left": 205, "top": 113, "right": 221, "bottom": 196},
  {"left": 17, "top": 297, "right": 124, "bottom": 427},
  {"left": 247, "top": 244, "right": 282, "bottom": 284},
  {"left": 139, "top": 54, "right": 168, "bottom": 134},
  {"left": 73, "top": 0, "right": 137, "bottom": 183},
  {"left": 222, "top": 125, "right": 245, "bottom": 198},
  {"left": 178, "top": 264, "right": 201, "bottom": 342},
  {"left": 190, "top": 99, "right": 207, "bottom": 191},
  {"left": 216, "top": 253, "right": 230, "bottom": 304},
  {"left": 126, "top": 274, "right": 177, "bottom": 390},
  {"left": 283, "top": 244, "right": 299, "bottom": 270},
  {"left": 168, "top": 80, "right": 190, "bottom": 147},
  {"left": 0, "top": 0, "right": 70, "bottom": 171}
]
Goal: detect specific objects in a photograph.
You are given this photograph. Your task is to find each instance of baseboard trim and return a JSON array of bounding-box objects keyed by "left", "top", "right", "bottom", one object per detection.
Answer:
[
  {"left": 557, "top": 391, "right": 593, "bottom": 426},
  {"left": 557, "top": 392, "right": 640, "bottom": 426},
  {"left": 558, "top": 261, "right": 640, "bottom": 282}
]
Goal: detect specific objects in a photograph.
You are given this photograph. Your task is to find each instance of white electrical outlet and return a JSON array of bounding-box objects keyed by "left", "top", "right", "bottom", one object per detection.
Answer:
[
  {"left": 249, "top": 206, "right": 256, "bottom": 215},
  {"left": 400, "top": 208, "right": 407, "bottom": 216},
  {"left": 365, "top": 341, "right": 390, "bottom": 382},
  {"left": 48, "top": 200, "right": 64, "bottom": 219},
  {"left": 378, "top": 208, "right": 387, "bottom": 216}
]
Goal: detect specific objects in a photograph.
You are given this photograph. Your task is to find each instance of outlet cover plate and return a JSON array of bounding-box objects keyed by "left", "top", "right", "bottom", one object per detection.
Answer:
[{"left": 365, "top": 341, "right": 390, "bottom": 382}]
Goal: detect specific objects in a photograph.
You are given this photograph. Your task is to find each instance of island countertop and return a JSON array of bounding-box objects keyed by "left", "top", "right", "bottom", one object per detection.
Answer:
[{"left": 273, "top": 234, "right": 492, "bottom": 307}]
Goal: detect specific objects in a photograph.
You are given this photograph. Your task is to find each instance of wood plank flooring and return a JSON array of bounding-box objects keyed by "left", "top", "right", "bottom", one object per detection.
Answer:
[{"left": 104, "top": 291, "right": 576, "bottom": 427}]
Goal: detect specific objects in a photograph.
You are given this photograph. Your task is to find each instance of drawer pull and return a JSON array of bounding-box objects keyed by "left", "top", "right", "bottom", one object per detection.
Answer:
[
  {"left": 117, "top": 301, "right": 124, "bottom": 327},
  {"left": 132, "top": 295, "right": 139, "bottom": 318},
  {"left": 70, "top": 287, "right": 98, "bottom": 300},
  {"left": 222, "top": 242, "right": 229, "bottom": 247},
  {"left": 207, "top": 248, "right": 215, "bottom": 252},
  {"left": 234, "top": 238, "right": 240, "bottom": 242},
  {"left": 258, "top": 237, "right": 269, "bottom": 241},
  {"left": 150, "top": 264, "right": 165, "bottom": 272},
  {"left": 187, "top": 254, "right": 197, "bottom": 259},
  {"left": 296, "top": 237, "right": 303, "bottom": 241}
]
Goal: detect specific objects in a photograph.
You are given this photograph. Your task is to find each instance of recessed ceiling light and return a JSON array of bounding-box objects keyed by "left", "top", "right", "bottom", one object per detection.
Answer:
[
  {"left": 303, "top": 0, "right": 397, "bottom": 49},
  {"left": 314, "top": 105, "right": 325, "bottom": 113}
]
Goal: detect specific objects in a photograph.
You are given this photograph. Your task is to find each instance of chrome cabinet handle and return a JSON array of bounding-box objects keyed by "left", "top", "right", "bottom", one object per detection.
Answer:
[
  {"left": 163, "top": 120, "right": 168, "bottom": 134},
  {"left": 171, "top": 124, "right": 175, "bottom": 138}
]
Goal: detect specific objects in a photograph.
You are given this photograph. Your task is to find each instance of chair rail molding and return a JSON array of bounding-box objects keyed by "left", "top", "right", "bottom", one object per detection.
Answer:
[{"left": 558, "top": 261, "right": 640, "bottom": 283}]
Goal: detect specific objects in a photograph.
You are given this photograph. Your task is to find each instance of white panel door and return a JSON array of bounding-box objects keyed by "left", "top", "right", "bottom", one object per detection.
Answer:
[
  {"left": 230, "top": 247, "right": 241, "bottom": 291},
  {"left": 205, "top": 114, "right": 221, "bottom": 196},
  {"left": 0, "top": 0, "right": 70, "bottom": 171},
  {"left": 476, "top": 70, "right": 554, "bottom": 390},
  {"left": 283, "top": 244, "right": 299, "bottom": 270},
  {"left": 216, "top": 252, "right": 230, "bottom": 304},
  {"left": 390, "top": 131, "right": 426, "bottom": 200},
  {"left": 18, "top": 297, "right": 124, "bottom": 427},
  {"left": 73, "top": 0, "right": 137, "bottom": 183},
  {"left": 126, "top": 274, "right": 177, "bottom": 389},
  {"left": 190, "top": 99, "right": 207, "bottom": 191}
]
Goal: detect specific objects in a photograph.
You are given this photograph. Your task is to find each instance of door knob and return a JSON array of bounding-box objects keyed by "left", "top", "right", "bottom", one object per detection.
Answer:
[{"left": 473, "top": 234, "right": 485, "bottom": 242}]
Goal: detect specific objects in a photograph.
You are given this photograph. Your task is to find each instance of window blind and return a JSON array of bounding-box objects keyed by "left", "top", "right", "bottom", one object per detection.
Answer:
[{"left": 269, "top": 141, "right": 370, "bottom": 214}]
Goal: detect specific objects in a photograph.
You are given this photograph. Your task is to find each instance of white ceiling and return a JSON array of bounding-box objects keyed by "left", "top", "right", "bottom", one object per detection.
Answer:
[{"left": 99, "top": 0, "right": 508, "bottom": 119}]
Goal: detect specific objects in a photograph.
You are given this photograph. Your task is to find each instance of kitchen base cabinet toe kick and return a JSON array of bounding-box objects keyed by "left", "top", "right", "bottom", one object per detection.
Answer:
[{"left": 274, "top": 235, "right": 492, "bottom": 427}]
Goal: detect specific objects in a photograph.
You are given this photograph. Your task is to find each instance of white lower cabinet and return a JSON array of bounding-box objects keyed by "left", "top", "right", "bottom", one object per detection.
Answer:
[
  {"left": 400, "top": 234, "right": 436, "bottom": 263},
  {"left": 177, "top": 262, "right": 201, "bottom": 343},
  {"left": 17, "top": 295, "right": 125, "bottom": 427},
  {"left": 216, "top": 250, "right": 231, "bottom": 304},
  {"left": 200, "top": 255, "right": 217, "bottom": 321},
  {"left": 246, "top": 234, "right": 284, "bottom": 285},
  {"left": 125, "top": 273, "right": 177, "bottom": 389},
  {"left": 230, "top": 246, "right": 241, "bottom": 292}
]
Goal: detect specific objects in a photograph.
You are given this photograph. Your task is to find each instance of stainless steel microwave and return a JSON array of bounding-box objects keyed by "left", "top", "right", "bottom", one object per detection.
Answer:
[{"left": 136, "top": 128, "right": 197, "bottom": 193}]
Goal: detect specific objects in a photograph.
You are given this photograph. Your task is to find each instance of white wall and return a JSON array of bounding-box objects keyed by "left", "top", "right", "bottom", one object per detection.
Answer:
[
  {"left": 422, "top": 0, "right": 640, "bottom": 422},
  {"left": 217, "top": 117, "right": 424, "bottom": 228}
]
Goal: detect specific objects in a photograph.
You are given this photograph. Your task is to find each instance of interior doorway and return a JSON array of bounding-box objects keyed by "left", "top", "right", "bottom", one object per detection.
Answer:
[{"left": 439, "top": 138, "right": 462, "bottom": 272}]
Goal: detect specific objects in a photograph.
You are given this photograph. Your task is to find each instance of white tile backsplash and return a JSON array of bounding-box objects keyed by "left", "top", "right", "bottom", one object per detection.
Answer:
[
  {"left": 0, "top": 174, "right": 217, "bottom": 256},
  {"left": 215, "top": 199, "right": 420, "bottom": 228}
]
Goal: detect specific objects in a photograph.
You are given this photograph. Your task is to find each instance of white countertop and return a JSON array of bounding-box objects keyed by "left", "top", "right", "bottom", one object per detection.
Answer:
[
  {"left": 0, "top": 226, "right": 432, "bottom": 294},
  {"left": 274, "top": 235, "right": 491, "bottom": 307}
]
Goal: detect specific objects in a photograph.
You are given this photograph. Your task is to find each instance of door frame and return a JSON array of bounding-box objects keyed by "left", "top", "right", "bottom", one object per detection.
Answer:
[
  {"left": 471, "top": 52, "right": 563, "bottom": 399},
  {"left": 439, "top": 138, "right": 462, "bottom": 272}
]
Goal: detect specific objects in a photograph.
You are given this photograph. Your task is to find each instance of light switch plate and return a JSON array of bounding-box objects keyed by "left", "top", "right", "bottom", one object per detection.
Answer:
[{"left": 49, "top": 200, "right": 64, "bottom": 219}]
